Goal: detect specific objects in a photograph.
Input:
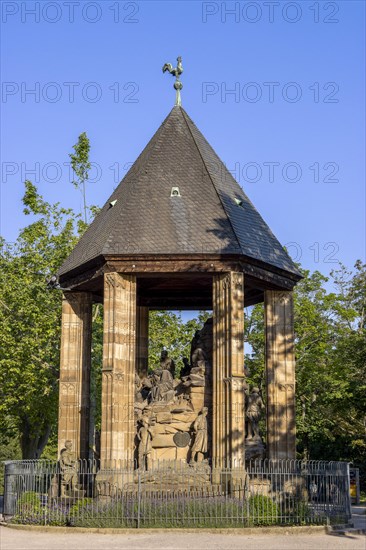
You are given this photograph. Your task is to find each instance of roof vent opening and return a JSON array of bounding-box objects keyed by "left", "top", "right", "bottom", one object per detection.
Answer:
[
  {"left": 234, "top": 198, "right": 244, "bottom": 207},
  {"left": 171, "top": 187, "right": 181, "bottom": 197},
  {"left": 109, "top": 200, "right": 117, "bottom": 208}
]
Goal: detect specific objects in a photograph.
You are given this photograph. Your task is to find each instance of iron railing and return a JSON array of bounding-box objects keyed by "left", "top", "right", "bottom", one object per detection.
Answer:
[{"left": 3, "top": 459, "right": 351, "bottom": 528}]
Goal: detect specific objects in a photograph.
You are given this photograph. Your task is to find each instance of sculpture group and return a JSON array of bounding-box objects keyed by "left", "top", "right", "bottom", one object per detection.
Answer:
[
  {"left": 132, "top": 316, "right": 267, "bottom": 472},
  {"left": 134, "top": 319, "right": 212, "bottom": 471}
]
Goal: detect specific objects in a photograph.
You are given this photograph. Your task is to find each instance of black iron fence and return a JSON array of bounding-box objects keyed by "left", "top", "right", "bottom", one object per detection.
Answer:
[{"left": 3, "top": 459, "right": 351, "bottom": 528}]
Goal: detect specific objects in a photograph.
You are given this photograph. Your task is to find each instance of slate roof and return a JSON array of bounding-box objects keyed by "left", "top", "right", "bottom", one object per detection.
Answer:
[{"left": 58, "top": 106, "right": 301, "bottom": 278}]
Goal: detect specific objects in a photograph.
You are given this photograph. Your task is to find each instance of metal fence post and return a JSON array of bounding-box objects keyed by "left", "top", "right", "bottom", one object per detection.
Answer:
[
  {"left": 346, "top": 462, "right": 352, "bottom": 521},
  {"left": 137, "top": 469, "right": 141, "bottom": 529},
  {"left": 3, "top": 461, "right": 17, "bottom": 517}
]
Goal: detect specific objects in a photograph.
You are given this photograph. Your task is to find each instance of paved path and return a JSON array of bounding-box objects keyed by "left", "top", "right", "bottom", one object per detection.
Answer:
[
  {"left": 1, "top": 526, "right": 365, "bottom": 550},
  {"left": 1, "top": 506, "right": 365, "bottom": 550},
  {"left": 350, "top": 505, "right": 366, "bottom": 531}
]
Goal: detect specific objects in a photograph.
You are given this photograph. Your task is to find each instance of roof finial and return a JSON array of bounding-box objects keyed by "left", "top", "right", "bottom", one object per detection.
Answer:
[{"left": 162, "top": 56, "right": 183, "bottom": 106}]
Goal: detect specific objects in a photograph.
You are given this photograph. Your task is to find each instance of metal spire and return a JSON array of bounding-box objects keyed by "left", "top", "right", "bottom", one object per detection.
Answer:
[{"left": 162, "top": 56, "right": 183, "bottom": 106}]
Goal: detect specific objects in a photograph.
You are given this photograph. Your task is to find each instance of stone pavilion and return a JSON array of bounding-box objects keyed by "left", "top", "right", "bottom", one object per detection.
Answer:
[{"left": 57, "top": 90, "right": 301, "bottom": 471}]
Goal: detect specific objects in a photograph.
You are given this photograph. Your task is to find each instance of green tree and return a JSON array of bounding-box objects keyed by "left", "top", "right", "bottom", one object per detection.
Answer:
[
  {"left": 294, "top": 269, "right": 341, "bottom": 459},
  {"left": 245, "top": 304, "right": 265, "bottom": 389},
  {"left": 322, "top": 263, "right": 366, "bottom": 466},
  {"left": 0, "top": 132, "right": 95, "bottom": 459},
  {"left": 69, "top": 132, "right": 91, "bottom": 224}
]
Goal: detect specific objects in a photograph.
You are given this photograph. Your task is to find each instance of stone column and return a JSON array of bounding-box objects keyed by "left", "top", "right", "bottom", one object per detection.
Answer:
[
  {"left": 265, "top": 290, "right": 296, "bottom": 459},
  {"left": 100, "top": 273, "right": 136, "bottom": 468},
  {"left": 213, "top": 272, "right": 245, "bottom": 467},
  {"left": 58, "top": 292, "right": 92, "bottom": 459},
  {"left": 136, "top": 306, "right": 149, "bottom": 379}
]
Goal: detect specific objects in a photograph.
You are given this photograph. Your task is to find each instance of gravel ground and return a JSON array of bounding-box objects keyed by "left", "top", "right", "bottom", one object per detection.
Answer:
[{"left": 1, "top": 526, "right": 365, "bottom": 550}]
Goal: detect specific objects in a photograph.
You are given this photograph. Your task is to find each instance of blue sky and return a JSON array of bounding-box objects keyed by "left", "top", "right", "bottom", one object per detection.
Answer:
[{"left": 1, "top": 0, "right": 365, "bottom": 282}]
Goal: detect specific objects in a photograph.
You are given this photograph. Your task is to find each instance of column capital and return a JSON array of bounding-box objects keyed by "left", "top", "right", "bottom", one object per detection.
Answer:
[
  {"left": 104, "top": 272, "right": 135, "bottom": 289},
  {"left": 62, "top": 292, "right": 93, "bottom": 314}
]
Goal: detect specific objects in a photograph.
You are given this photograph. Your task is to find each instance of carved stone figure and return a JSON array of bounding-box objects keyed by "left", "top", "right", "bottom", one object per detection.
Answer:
[
  {"left": 160, "top": 350, "right": 175, "bottom": 378},
  {"left": 187, "top": 330, "right": 208, "bottom": 388},
  {"left": 158, "top": 368, "right": 175, "bottom": 403},
  {"left": 191, "top": 347, "right": 206, "bottom": 367},
  {"left": 196, "top": 318, "right": 213, "bottom": 366},
  {"left": 148, "top": 364, "right": 176, "bottom": 404},
  {"left": 135, "top": 374, "right": 143, "bottom": 398},
  {"left": 138, "top": 416, "right": 153, "bottom": 471},
  {"left": 48, "top": 475, "right": 59, "bottom": 499},
  {"left": 174, "top": 392, "right": 192, "bottom": 409},
  {"left": 135, "top": 374, "right": 149, "bottom": 415},
  {"left": 246, "top": 387, "right": 265, "bottom": 439},
  {"left": 190, "top": 330, "right": 201, "bottom": 365},
  {"left": 148, "top": 370, "right": 161, "bottom": 402},
  {"left": 180, "top": 357, "right": 191, "bottom": 379},
  {"left": 60, "top": 440, "right": 78, "bottom": 496},
  {"left": 183, "top": 361, "right": 205, "bottom": 387},
  {"left": 135, "top": 374, "right": 144, "bottom": 403},
  {"left": 190, "top": 407, "right": 208, "bottom": 463}
]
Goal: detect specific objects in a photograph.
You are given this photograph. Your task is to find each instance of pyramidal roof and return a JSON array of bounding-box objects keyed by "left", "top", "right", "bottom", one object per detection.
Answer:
[{"left": 59, "top": 106, "right": 301, "bottom": 279}]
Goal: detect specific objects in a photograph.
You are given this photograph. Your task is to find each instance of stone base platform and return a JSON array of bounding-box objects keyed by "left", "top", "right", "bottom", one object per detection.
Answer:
[{"left": 95, "top": 462, "right": 252, "bottom": 499}]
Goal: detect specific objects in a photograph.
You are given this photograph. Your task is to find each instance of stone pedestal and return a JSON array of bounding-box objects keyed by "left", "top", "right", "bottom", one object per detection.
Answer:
[
  {"left": 100, "top": 273, "right": 137, "bottom": 468},
  {"left": 249, "top": 478, "right": 271, "bottom": 497},
  {"left": 245, "top": 437, "right": 265, "bottom": 461},
  {"left": 213, "top": 272, "right": 245, "bottom": 467},
  {"left": 265, "top": 290, "right": 296, "bottom": 459},
  {"left": 58, "top": 292, "right": 92, "bottom": 459}
]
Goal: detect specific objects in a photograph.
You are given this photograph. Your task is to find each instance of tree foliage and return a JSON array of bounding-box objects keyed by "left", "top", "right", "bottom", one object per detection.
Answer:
[
  {"left": 69, "top": 131, "right": 91, "bottom": 224},
  {"left": 0, "top": 132, "right": 93, "bottom": 458}
]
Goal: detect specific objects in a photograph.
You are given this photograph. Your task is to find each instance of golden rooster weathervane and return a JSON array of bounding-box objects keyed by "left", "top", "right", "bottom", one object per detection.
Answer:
[{"left": 162, "top": 56, "right": 183, "bottom": 106}]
